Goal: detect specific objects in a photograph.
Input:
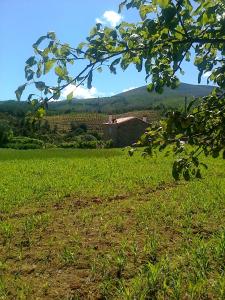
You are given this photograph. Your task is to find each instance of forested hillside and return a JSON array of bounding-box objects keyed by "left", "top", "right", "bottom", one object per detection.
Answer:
[{"left": 0, "top": 83, "right": 214, "bottom": 116}]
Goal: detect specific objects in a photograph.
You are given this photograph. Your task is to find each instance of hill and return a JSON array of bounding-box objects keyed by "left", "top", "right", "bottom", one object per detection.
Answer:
[
  {"left": 44, "top": 82, "right": 215, "bottom": 114},
  {"left": 0, "top": 100, "right": 30, "bottom": 117},
  {"left": 0, "top": 83, "right": 214, "bottom": 116}
]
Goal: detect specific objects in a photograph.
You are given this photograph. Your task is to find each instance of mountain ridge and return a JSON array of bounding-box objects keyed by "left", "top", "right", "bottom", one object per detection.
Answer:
[{"left": 0, "top": 82, "right": 215, "bottom": 115}]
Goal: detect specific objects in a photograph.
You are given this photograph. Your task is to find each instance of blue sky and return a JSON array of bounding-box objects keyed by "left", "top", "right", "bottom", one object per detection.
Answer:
[{"left": 0, "top": 0, "right": 210, "bottom": 101}]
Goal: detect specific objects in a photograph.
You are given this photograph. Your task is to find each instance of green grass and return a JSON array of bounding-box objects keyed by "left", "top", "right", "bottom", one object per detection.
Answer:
[
  {"left": 0, "top": 148, "right": 224, "bottom": 299},
  {"left": 0, "top": 148, "right": 173, "bottom": 212}
]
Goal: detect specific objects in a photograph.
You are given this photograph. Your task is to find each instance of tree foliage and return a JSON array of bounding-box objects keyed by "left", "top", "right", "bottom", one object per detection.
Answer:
[
  {"left": 17, "top": 0, "right": 225, "bottom": 179},
  {"left": 0, "top": 122, "right": 13, "bottom": 146}
]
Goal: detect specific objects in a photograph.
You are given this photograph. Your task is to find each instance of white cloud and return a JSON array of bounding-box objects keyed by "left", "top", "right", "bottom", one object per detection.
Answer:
[
  {"left": 62, "top": 84, "right": 105, "bottom": 99},
  {"left": 122, "top": 86, "right": 137, "bottom": 93},
  {"left": 95, "top": 18, "right": 102, "bottom": 24},
  {"left": 96, "top": 10, "right": 123, "bottom": 27}
]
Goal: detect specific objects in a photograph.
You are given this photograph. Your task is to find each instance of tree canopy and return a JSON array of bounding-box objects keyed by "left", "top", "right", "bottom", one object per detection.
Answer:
[{"left": 17, "top": 0, "right": 225, "bottom": 179}]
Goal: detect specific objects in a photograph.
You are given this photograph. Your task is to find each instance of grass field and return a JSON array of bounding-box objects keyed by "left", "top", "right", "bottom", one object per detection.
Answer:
[{"left": 0, "top": 149, "right": 224, "bottom": 299}]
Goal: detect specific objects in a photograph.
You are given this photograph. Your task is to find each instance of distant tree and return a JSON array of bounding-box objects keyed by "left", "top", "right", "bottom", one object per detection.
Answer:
[
  {"left": 53, "top": 124, "right": 58, "bottom": 133},
  {"left": 70, "top": 121, "right": 79, "bottom": 132},
  {"left": 41, "top": 120, "right": 50, "bottom": 132},
  {"left": 0, "top": 122, "right": 13, "bottom": 146},
  {"left": 17, "top": 0, "right": 225, "bottom": 179},
  {"left": 79, "top": 123, "right": 87, "bottom": 132}
]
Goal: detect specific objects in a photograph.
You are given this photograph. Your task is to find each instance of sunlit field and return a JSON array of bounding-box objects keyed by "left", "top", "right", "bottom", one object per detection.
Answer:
[{"left": 0, "top": 149, "right": 224, "bottom": 299}]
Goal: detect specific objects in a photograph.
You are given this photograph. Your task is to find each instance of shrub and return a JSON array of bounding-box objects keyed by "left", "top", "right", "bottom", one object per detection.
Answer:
[
  {"left": 4, "top": 143, "right": 42, "bottom": 150},
  {"left": 79, "top": 140, "right": 99, "bottom": 149},
  {"left": 59, "top": 139, "right": 112, "bottom": 149},
  {"left": 78, "top": 134, "right": 97, "bottom": 142},
  {"left": 3, "top": 136, "right": 44, "bottom": 150},
  {"left": 60, "top": 142, "right": 80, "bottom": 149},
  {"left": 105, "top": 140, "right": 113, "bottom": 148},
  {"left": 70, "top": 122, "right": 87, "bottom": 133},
  {"left": 70, "top": 121, "right": 79, "bottom": 131},
  {"left": 59, "top": 140, "right": 98, "bottom": 149},
  {"left": 0, "top": 123, "right": 13, "bottom": 146},
  {"left": 79, "top": 123, "right": 87, "bottom": 132},
  {"left": 72, "top": 128, "right": 85, "bottom": 136},
  {"left": 91, "top": 131, "right": 102, "bottom": 140}
]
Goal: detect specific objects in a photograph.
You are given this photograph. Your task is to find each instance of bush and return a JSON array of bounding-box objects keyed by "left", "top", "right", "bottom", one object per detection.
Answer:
[
  {"left": 70, "top": 121, "right": 79, "bottom": 131},
  {"left": 105, "top": 139, "right": 113, "bottom": 148},
  {"left": 0, "top": 122, "right": 13, "bottom": 146},
  {"left": 78, "top": 134, "right": 97, "bottom": 142},
  {"left": 60, "top": 142, "right": 80, "bottom": 149},
  {"left": 59, "top": 140, "right": 99, "bottom": 149},
  {"left": 4, "top": 143, "right": 42, "bottom": 150},
  {"left": 79, "top": 123, "right": 87, "bottom": 132},
  {"left": 10, "top": 136, "right": 44, "bottom": 145},
  {"left": 79, "top": 140, "right": 99, "bottom": 149},
  {"left": 72, "top": 128, "right": 85, "bottom": 136},
  {"left": 70, "top": 122, "right": 87, "bottom": 133},
  {"left": 3, "top": 136, "right": 44, "bottom": 150},
  {"left": 59, "top": 139, "right": 112, "bottom": 149},
  {"left": 91, "top": 131, "right": 102, "bottom": 140}
]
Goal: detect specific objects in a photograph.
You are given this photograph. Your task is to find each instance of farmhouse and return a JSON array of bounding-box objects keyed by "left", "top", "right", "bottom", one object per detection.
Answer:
[{"left": 103, "top": 116, "right": 149, "bottom": 147}]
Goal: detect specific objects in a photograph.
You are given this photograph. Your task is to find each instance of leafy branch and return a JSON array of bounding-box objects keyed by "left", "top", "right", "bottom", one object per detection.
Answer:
[{"left": 16, "top": 0, "right": 225, "bottom": 180}]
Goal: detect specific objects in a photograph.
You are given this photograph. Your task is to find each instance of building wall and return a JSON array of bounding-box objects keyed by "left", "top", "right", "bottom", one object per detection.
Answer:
[
  {"left": 103, "top": 124, "right": 118, "bottom": 146},
  {"left": 103, "top": 119, "right": 149, "bottom": 147}
]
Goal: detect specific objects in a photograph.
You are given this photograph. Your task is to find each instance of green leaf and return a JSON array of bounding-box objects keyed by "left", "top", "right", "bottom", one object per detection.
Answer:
[
  {"left": 28, "top": 94, "right": 35, "bottom": 101},
  {"left": 37, "top": 62, "right": 42, "bottom": 78},
  {"left": 196, "top": 169, "right": 202, "bottom": 179},
  {"left": 155, "top": 0, "right": 169, "bottom": 9},
  {"left": 31, "top": 99, "right": 38, "bottom": 106},
  {"left": 25, "top": 56, "right": 36, "bottom": 67},
  {"left": 36, "top": 107, "right": 46, "bottom": 118},
  {"left": 47, "top": 32, "right": 56, "bottom": 40},
  {"left": 162, "top": 6, "right": 177, "bottom": 23},
  {"left": 112, "top": 58, "right": 121, "bottom": 66},
  {"left": 110, "top": 58, "right": 121, "bottom": 74},
  {"left": 67, "top": 91, "right": 74, "bottom": 101},
  {"left": 44, "top": 60, "right": 55, "bottom": 74},
  {"left": 118, "top": 0, "right": 127, "bottom": 13},
  {"left": 172, "top": 163, "right": 179, "bottom": 181},
  {"left": 128, "top": 148, "right": 135, "bottom": 156},
  {"left": 52, "top": 90, "right": 61, "bottom": 100},
  {"left": 35, "top": 81, "right": 46, "bottom": 91},
  {"left": 202, "top": 13, "right": 209, "bottom": 25},
  {"left": 155, "top": 84, "right": 164, "bottom": 94},
  {"left": 97, "top": 67, "right": 102, "bottom": 73},
  {"left": 120, "top": 57, "right": 129, "bottom": 70},
  {"left": 200, "top": 163, "right": 208, "bottom": 169},
  {"left": 33, "top": 35, "right": 47, "bottom": 48},
  {"left": 15, "top": 84, "right": 26, "bottom": 101},
  {"left": 147, "top": 83, "right": 154, "bottom": 92},
  {"left": 140, "top": 4, "right": 154, "bottom": 20},
  {"left": 136, "top": 58, "right": 143, "bottom": 72},
  {"left": 198, "top": 70, "right": 203, "bottom": 84},
  {"left": 77, "top": 42, "right": 86, "bottom": 50},
  {"left": 55, "top": 66, "right": 67, "bottom": 78},
  {"left": 187, "top": 98, "right": 196, "bottom": 112},
  {"left": 25, "top": 70, "right": 35, "bottom": 81},
  {"left": 183, "top": 169, "right": 190, "bottom": 181}
]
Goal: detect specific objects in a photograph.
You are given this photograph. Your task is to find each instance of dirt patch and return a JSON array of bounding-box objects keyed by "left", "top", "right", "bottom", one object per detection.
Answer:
[{"left": 1, "top": 180, "right": 223, "bottom": 299}]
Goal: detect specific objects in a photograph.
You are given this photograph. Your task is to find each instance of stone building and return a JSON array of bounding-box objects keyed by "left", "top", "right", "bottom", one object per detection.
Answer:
[{"left": 103, "top": 116, "right": 149, "bottom": 147}]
